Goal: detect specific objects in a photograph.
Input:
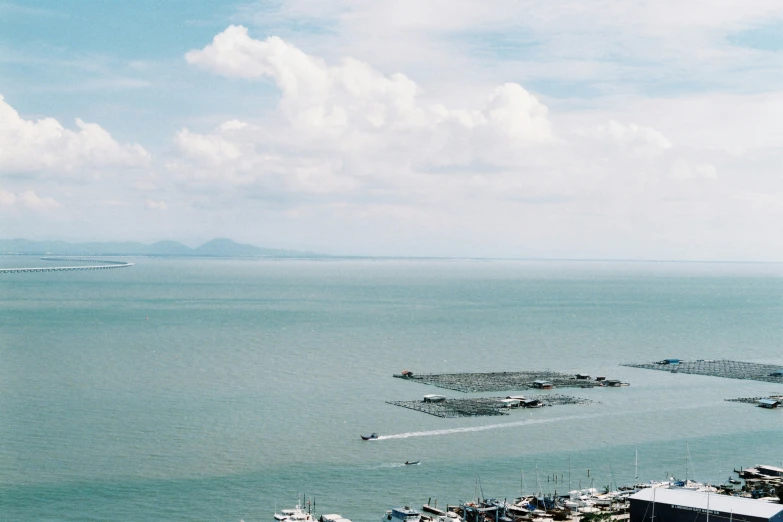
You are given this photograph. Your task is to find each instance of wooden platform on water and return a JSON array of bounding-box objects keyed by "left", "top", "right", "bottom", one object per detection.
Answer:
[
  {"left": 386, "top": 394, "right": 596, "bottom": 418},
  {"left": 725, "top": 395, "right": 783, "bottom": 406},
  {"left": 393, "top": 371, "right": 601, "bottom": 393},
  {"left": 624, "top": 359, "right": 783, "bottom": 384}
]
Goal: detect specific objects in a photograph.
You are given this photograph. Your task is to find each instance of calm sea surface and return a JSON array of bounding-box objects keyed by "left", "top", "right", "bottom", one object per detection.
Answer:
[{"left": 0, "top": 257, "right": 781, "bottom": 520}]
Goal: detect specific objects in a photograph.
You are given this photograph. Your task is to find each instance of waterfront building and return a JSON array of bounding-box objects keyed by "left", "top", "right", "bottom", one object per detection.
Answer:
[{"left": 629, "top": 488, "right": 783, "bottom": 522}]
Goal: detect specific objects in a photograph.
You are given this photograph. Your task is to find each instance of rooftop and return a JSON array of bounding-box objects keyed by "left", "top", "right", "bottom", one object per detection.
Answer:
[{"left": 630, "top": 488, "right": 783, "bottom": 518}]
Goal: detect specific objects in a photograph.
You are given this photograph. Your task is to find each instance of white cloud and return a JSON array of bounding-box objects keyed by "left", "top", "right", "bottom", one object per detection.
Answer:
[
  {"left": 0, "top": 189, "right": 16, "bottom": 207},
  {"left": 145, "top": 199, "right": 168, "bottom": 210},
  {"left": 598, "top": 120, "right": 673, "bottom": 150},
  {"left": 186, "top": 26, "right": 551, "bottom": 142},
  {"left": 0, "top": 189, "right": 60, "bottom": 211},
  {"left": 0, "top": 94, "right": 150, "bottom": 173},
  {"left": 671, "top": 160, "right": 717, "bottom": 180},
  {"left": 175, "top": 26, "right": 783, "bottom": 261}
]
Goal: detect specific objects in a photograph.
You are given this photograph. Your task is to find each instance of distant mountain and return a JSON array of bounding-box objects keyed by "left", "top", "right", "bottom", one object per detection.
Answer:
[
  {"left": 0, "top": 238, "right": 321, "bottom": 258},
  {"left": 193, "top": 238, "right": 309, "bottom": 257}
]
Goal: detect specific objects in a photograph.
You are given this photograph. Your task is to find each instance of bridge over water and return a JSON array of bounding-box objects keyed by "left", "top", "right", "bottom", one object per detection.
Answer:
[{"left": 0, "top": 257, "right": 134, "bottom": 274}]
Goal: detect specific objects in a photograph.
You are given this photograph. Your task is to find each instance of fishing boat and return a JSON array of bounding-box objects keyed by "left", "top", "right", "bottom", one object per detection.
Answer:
[
  {"left": 404, "top": 460, "right": 420, "bottom": 466},
  {"left": 275, "top": 505, "right": 316, "bottom": 522},
  {"left": 728, "top": 477, "right": 741, "bottom": 485},
  {"left": 361, "top": 433, "right": 379, "bottom": 441},
  {"left": 382, "top": 507, "right": 421, "bottom": 522}
]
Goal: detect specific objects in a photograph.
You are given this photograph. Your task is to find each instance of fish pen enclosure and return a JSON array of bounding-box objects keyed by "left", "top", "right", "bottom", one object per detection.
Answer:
[
  {"left": 386, "top": 394, "right": 595, "bottom": 418},
  {"left": 393, "top": 371, "right": 596, "bottom": 392},
  {"left": 623, "top": 359, "right": 783, "bottom": 384},
  {"left": 725, "top": 395, "right": 783, "bottom": 407}
]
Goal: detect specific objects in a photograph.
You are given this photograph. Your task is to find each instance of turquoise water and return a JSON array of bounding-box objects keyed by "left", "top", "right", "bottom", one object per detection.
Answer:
[{"left": 0, "top": 257, "right": 781, "bottom": 520}]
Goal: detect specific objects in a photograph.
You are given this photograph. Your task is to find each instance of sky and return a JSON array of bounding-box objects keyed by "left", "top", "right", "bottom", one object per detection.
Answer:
[{"left": 1, "top": 0, "right": 782, "bottom": 260}]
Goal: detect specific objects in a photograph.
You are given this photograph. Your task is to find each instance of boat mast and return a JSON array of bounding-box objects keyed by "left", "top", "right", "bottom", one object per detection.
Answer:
[
  {"left": 521, "top": 471, "right": 527, "bottom": 498},
  {"left": 535, "top": 464, "right": 543, "bottom": 498},
  {"left": 635, "top": 448, "right": 638, "bottom": 482}
]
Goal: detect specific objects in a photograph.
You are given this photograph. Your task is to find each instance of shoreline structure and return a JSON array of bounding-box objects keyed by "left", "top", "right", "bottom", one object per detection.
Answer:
[{"left": 0, "top": 257, "right": 134, "bottom": 274}]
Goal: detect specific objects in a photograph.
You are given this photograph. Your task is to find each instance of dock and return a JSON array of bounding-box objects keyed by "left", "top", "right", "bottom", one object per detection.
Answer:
[
  {"left": 623, "top": 359, "right": 783, "bottom": 384},
  {"left": 386, "top": 394, "right": 596, "bottom": 418}
]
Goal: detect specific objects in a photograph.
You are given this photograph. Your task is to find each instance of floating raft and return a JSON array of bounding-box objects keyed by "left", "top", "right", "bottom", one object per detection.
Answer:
[
  {"left": 725, "top": 395, "right": 783, "bottom": 405},
  {"left": 386, "top": 394, "right": 595, "bottom": 418},
  {"left": 623, "top": 359, "right": 783, "bottom": 384},
  {"left": 393, "top": 371, "right": 595, "bottom": 393}
]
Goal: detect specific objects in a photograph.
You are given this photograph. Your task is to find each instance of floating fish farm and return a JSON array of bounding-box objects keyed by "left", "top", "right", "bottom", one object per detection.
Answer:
[
  {"left": 386, "top": 394, "right": 595, "bottom": 418},
  {"left": 393, "top": 371, "right": 596, "bottom": 392},
  {"left": 624, "top": 359, "right": 783, "bottom": 384},
  {"left": 725, "top": 395, "right": 783, "bottom": 406}
]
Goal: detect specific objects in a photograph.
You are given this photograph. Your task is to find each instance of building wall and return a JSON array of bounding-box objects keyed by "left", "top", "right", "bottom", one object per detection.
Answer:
[{"left": 630, "top": 498, "right": 774, "bottom": 522}]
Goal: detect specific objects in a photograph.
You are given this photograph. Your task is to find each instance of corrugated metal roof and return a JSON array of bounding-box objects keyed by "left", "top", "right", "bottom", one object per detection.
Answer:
[
  {"left": 758, "top": 464, "right": 783, "bottom": 474},
  {"left": 630, "top": 488, "right": 783, "bottom": 518}
]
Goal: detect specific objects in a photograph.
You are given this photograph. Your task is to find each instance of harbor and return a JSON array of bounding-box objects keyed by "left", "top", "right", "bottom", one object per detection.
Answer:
[{"left": 270, "top": 462, "right": 783, "bottom": 522}]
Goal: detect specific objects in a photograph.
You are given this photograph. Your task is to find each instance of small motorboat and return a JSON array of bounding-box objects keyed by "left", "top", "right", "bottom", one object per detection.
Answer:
[
  {"left": 728, "top": 477, "right": 741, "bottom": 484},
  {"left": 404, "top": 460, "right": 420, "bottom": 465},
  {"left": 361, "top": 433, "right": 379, "bottom": 441}
]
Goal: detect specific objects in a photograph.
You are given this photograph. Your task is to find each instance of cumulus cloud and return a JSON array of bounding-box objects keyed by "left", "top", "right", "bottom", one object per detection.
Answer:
[
  {"left": 175, "top": 27, "right": 557, "bottom": 200},
  {"left": 177, "top": 27, "right": 736, "bottom": 205},
  {"left": 0, "top": 94, "right": 150, "bottom": 173},
  {"left": 186, "top": 26, "right": 551, "bottom": 141}
]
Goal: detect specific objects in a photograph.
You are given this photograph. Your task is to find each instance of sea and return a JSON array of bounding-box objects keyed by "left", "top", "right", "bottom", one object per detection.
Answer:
[{"left": 0, "top": 256, "right": 781, "bottom": 521}]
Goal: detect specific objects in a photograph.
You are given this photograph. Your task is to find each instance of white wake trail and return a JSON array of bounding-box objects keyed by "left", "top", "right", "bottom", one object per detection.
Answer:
[
  {"left": 376, "top": 414, "right": 579, "bottom": 440},
  {"left": 373, "top": 403, "right": 708, "bottom": 442}
]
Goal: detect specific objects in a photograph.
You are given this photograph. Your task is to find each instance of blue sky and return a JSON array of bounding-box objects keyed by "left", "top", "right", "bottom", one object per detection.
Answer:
[{"left": 1, "top": 1, "right": 783, "bottom": 259}]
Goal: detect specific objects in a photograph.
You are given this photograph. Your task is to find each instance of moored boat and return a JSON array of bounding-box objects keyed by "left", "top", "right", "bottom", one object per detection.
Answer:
[
  {"left": 382, "top": 507, "right": 421, "bottom": 522},
  {"left": 320, "top": 514, "right": 352, "bottom": 522},
  {"left": 275, "top": 505, "right": 316, "bottom": 522}
]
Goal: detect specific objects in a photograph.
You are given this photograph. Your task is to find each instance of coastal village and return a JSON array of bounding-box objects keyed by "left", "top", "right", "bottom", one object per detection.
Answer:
[{"left": 273, "top": 359, "right": 783, "bottom": 522}]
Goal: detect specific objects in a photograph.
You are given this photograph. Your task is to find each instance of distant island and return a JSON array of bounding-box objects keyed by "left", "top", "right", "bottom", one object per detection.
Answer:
[{"left": 0, "top": 238, "right": 322, "bottom": 258}]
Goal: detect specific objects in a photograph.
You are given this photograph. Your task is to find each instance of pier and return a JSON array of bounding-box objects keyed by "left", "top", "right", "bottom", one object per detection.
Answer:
[
  {"left": 0, "top": 257, "right": 134, "bottom": 274},
  {"left": 623, "top": 359, "right": 783, "bottom": 385},
  {"left": 386, "top": 394, "right": 596, "bottom": 418}
]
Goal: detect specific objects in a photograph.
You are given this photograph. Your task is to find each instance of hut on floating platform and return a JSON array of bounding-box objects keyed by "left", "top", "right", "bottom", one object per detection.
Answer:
[{"left": 532, "top": 380, "right": 553, "bottom": 389}]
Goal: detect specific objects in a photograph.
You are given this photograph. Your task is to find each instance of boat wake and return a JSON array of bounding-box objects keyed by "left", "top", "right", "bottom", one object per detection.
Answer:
[
  {"left": 373, "top": 403, "right": 712, "bottom": 442},
  {"left": 376, "top": 414, "right": 580, "bottom": 440}
]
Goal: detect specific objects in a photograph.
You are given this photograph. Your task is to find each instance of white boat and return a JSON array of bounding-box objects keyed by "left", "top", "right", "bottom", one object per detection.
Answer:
[
  {"left": 321, "top": 514, "right": 352, "bottom": 522},
  {"left": 563, "top": 489, "right": 597, "bottom": 509},
  {"left": 434, "top": 512, "right": 462, "bottom": 522},
  {"left": 275, "top": 505, "right": 316, "bottom": 522},
  {"left": 382, "top": 507, "right": 421, "bottom": 522}
]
